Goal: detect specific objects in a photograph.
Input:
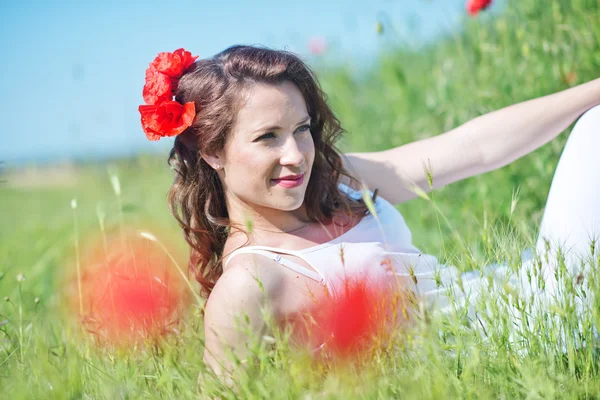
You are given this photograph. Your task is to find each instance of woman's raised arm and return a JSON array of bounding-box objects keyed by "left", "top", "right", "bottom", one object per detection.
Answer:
[{"left": 342, "top": 77, "right": 600, "bottom": 205}]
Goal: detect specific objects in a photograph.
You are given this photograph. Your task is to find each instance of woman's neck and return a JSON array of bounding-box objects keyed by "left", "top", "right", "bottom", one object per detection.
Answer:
[{"left": 226, "top": 197, "right": 312, "bottom": 235}]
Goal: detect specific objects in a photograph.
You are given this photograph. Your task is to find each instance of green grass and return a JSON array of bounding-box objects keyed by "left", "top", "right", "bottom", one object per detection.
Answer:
[{"left": 2, "top": 0, "right": 600, "bottom": 398}]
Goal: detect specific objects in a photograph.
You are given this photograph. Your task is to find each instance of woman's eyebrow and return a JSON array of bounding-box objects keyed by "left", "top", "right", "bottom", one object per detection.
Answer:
[{"left": 254, "top": 115, "right": 311, "bottom": 133}]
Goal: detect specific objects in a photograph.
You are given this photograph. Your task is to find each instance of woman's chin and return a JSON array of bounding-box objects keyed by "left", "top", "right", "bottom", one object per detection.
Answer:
[
  {"left": 279, "top": 200, "right": 305, "bottom": 211},
  {"left": 269, "top": 195, "right": 306, "bottom": 211}
]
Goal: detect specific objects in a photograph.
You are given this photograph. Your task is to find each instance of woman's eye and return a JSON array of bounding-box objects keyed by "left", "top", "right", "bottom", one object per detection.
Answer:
[
  {"left": 257, "top": 125, "right": 310, "bottom": 141},
  {"left": 259, "top": 132, "right": 276, "bottom": 140},
  {"left": 297, "top": 124, "right": 311, "bottom": 133}
]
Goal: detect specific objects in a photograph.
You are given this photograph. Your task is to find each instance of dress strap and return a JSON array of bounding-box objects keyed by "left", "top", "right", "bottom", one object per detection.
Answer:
[{"left": 224, "top": 247, "right": 326, "bottom": 285}]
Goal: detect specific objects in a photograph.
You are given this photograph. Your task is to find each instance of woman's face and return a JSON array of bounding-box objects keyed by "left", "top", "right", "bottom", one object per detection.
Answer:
[{"left": 214, "top": 81, "right": 315, "bottom": 214}]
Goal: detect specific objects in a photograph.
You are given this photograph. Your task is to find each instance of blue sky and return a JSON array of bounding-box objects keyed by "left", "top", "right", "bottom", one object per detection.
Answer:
[{"left": 0, "top": 0, "right": 473, "bottom": 165}]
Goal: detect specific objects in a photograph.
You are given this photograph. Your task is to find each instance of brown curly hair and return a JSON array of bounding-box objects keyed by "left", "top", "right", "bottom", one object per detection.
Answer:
[{"left": 167, "top": 45, "right": 370, "bottom": 299}]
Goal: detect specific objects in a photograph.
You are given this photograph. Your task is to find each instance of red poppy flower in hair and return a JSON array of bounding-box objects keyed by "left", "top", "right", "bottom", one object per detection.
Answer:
[{"left": 138, "top": 48, "right": 198, "bottom": 141}]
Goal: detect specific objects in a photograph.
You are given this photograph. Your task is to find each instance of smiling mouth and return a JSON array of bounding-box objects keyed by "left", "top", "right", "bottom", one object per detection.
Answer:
[
  {"left": 272, "top": 174, "right": 304, "bottom": 181},
  {"left": 271, "top": 173, "right": 305, "bottom": 187}
]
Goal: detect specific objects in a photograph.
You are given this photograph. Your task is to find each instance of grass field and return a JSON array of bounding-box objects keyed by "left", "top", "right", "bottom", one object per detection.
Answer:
[{"left": 2, "top": 0, "right": 600, "bottom": 398}]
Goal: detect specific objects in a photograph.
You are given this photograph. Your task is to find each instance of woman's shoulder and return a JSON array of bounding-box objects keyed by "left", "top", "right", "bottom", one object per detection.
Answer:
[
  {"left": 220, "top": 246, "right": 286, "bottom": 294},
  {"left": 211, "top": 257, "right": 266, "bottom": 298},
  {"left": 202, "top": 257, "right": 276, "bottom": 377}
]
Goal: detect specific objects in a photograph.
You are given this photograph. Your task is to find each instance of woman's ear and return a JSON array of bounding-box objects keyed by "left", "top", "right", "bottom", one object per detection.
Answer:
[{"left": 200, "top": 151, "right": 224, "bottom": 170}]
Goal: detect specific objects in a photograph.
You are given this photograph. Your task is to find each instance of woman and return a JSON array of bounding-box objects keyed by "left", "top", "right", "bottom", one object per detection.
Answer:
[{"left": 138, "top": 45, "right": 600, "bottom": 380}]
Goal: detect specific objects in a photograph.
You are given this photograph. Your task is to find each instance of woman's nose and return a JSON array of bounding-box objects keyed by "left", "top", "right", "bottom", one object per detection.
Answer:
[{"left": 280, "top": 136, "right": 306, "bottom": 167}]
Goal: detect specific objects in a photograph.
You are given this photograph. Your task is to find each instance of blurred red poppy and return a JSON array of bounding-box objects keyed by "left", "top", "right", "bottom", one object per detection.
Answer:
[
  {"left": 308, "top": 36, "right": 327, "bottom": 56},
  {"left": 69, "top": 232, "right": 190, "bottom": 347},
  {"left": 296, "top": 274, "right": 410, "bottom": 361},
  {"left": 466, "top": 0, "right": 492, "bottom": 16}
]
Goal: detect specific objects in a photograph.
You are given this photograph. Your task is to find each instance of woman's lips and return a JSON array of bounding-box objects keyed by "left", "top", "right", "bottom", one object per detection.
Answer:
[{"left": 271, "top": 174, "right": 304, "bottom": 188}]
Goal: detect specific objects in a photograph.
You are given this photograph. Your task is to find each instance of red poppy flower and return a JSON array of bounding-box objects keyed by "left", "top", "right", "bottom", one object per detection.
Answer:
[
  {"left": 138, "top": 48, "right": 198, "bottom": 141},
  {"left": 150, "top": 48, "right": 198, "bottom": 78},
  {"left": 142, "top": 67, "right": 172, "bottom": 105},
  {"left": 466, "top": 0, "right": 492, "bottom": 16},
  {"left": 138, "top": 101, "right": 196, "bottom": 141},
  {"left": 300, "top": 276, "right": 408, "bottom": 360},
  {"left": 71, "top": 232, "right": 190, "bottom": 347}
]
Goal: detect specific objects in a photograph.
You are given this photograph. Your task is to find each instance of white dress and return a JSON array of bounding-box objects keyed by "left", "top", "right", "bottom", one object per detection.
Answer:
[{"left": 224, "top": 182, "right": 516, "bottom": 315}]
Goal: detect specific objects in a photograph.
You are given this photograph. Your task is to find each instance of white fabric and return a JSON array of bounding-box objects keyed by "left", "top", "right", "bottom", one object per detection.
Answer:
[
  {"left": 471, "top": 104, "right": 600, "bottom": 350},
  {"left": 225, "top": 181, "right": 465, "bottom": 310},
  {"left": 533, "top": 104, "right": 600, "bottom": 299}
]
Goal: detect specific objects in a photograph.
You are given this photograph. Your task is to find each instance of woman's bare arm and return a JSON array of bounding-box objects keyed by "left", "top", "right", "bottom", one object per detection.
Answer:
[{"left": 342, "top": 77, "right": 600, "bottom": 205}]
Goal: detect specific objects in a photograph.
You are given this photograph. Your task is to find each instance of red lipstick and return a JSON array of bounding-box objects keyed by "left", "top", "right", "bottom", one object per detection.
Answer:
[{"left": 272, "top": 173, "right": 304, "bottom": 188}]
